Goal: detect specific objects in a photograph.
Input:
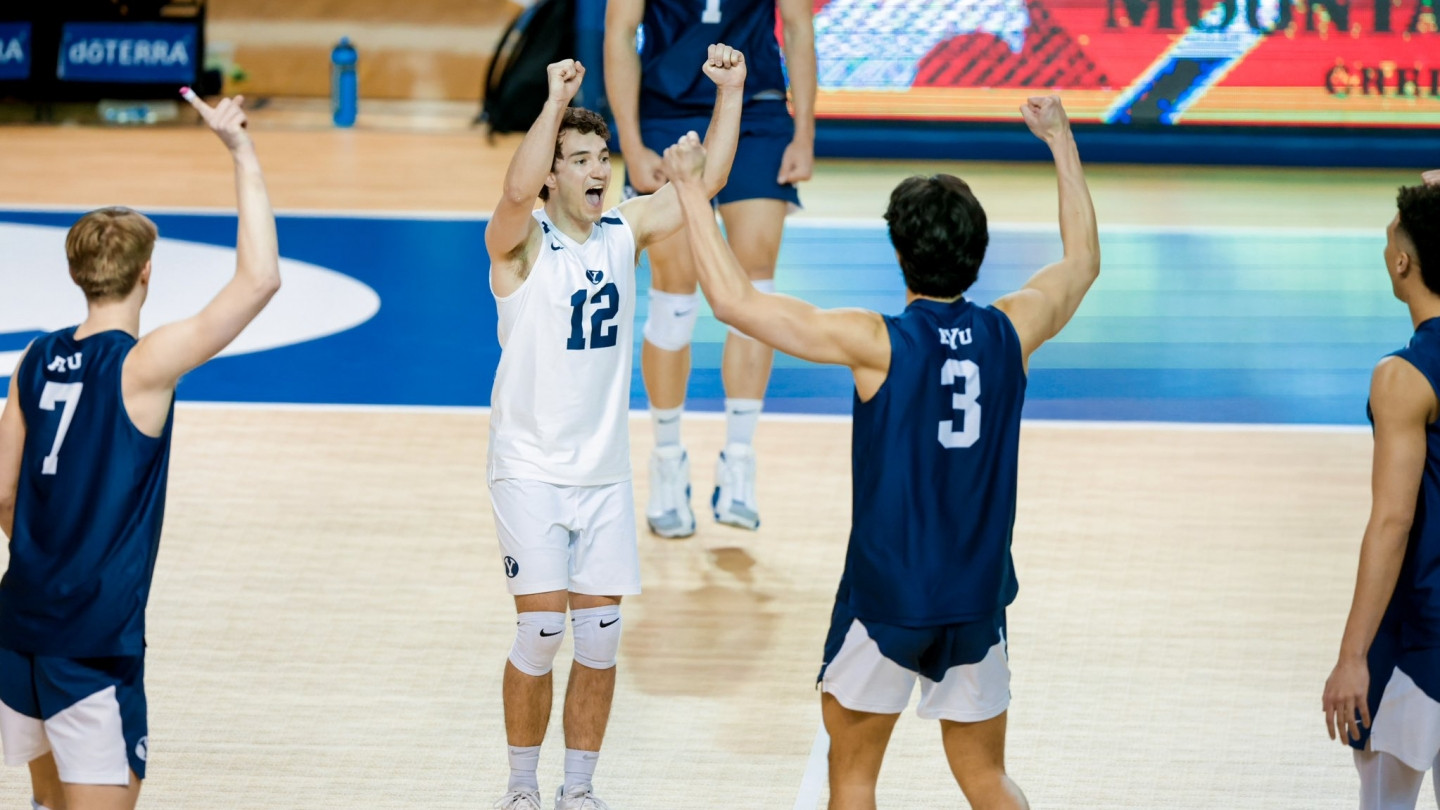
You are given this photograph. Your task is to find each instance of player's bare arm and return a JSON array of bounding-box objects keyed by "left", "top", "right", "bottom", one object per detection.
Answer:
[
  {"left": 123, "top": 92, "right": 281, "bottom": 435},
  {"left": 604, "top": 0, "right": 666, "bottom": 194},
  {"left": 0, "top": 354, "right": 26, "bottom": 539},
  {"left": 777, "top": 0, "right": 817, "bottom": 185},
  {"left": 487, "top": 60, "right": 586, "bottom": 297},
  {"left": 620, "top": 44, "right": 746, "bottom": 251},
  {"left": 1322, "top": 356, "right": 1433, "bottom": 745},
  {"left": 663, "top": 134, "right": 890, "bottom": 394},
  {"left": 992, "top": 97, "right": 1100, "bottom": 370},
  {"left": 1424, "top": 169, "right": 1440, "bottom": 185}
]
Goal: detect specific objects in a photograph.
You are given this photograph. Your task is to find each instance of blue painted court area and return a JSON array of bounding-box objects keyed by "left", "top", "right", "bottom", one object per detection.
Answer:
[{"left": 0, "top": 209, "right": 1409, "bottom": 425}]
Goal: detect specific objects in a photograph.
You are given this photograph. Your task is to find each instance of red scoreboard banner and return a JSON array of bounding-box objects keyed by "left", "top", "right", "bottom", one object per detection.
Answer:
[{"left": 812, "top": 0, "right": 1440, "bottom": 126}]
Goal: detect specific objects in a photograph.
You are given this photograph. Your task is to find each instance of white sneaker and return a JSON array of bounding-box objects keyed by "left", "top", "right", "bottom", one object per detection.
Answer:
[
  {"left": 646, "top": 445, "right": 696, "bottom": 538},
  {"left": 712, "top": 444, "right": 760, "bottom": 530},
  {"left": 494, "top": 788, "right": 543, "bottom": 810},
  {"left": 555, "top": 784, "right": 611, "bottom": 810}
]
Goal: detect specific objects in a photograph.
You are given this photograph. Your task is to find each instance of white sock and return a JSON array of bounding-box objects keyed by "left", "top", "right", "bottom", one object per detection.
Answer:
[
  {"left": 725, "top": 398, "right": 763, "bottom": 449},
  {"left": 33, "top": 801, "right": 52, "bottom": 810},
  {"left": 563, "top": 748, "right": 599, "bottom": 792},
  {"left": 507, "top": 744, "right": 541, "bottom": 793},
  {"left": 652, "top": 405, "right": 683, "bottom": 447}
]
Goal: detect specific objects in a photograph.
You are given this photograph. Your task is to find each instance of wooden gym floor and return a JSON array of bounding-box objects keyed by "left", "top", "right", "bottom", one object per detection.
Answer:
[{"left": 0, "top": 115, "right": 1427, "bottom": 807}]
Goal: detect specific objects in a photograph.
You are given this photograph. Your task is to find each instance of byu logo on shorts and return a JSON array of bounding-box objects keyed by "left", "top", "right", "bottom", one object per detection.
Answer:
[
  {"left": 586, "top": 270, "right": 604, "bottom": 285},
  {"left": 504, "top": 556, "right": 520, "bottom": 578},
  {"left": 135, "top": 736, "right": 148, "bottom": 762}
]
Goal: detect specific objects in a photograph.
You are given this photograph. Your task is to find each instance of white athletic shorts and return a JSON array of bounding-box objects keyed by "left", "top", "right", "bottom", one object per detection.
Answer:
[
  {"left": 489, "top": 478, "right": 642, "bottom": 597},
  {"left": 819, "top": 602, "right": 1011, "bottom": 722},
  {"left": 1370, "top": 666, "right": 1440, "bottom": 771}
]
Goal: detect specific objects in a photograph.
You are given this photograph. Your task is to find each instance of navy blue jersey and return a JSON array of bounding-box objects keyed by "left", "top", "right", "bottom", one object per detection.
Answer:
[
  {"left": 639, "top": 0, "right": 788, "bottom": 118},
  {"left": 839, "top": 298, "right": 1026, "bottom": 627},
  {"left": 0, "top": 328, "right": 173, "bottom": 658},
  {"left": 1366, "top": 317, "right": 1440, "bottom": 697}
]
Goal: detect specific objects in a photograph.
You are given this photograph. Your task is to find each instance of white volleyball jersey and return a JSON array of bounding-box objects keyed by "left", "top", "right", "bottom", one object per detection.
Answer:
[{"left": 488, "top": 207, "right": 638, "bottom": 486}]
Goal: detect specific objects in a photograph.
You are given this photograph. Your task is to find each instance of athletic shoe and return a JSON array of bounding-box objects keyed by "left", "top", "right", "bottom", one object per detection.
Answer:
[
  {"left": 646, "top": 445, "right": 696, "bottom": 538},
  {"left": 494, "top": 788, "right": 543, "bottom": 810},
  {"left": 712, "top": 444, "right": 760, "bottom": 530},
  {"left": 555, "top": 784, "right": 611, "bottom": 810}
]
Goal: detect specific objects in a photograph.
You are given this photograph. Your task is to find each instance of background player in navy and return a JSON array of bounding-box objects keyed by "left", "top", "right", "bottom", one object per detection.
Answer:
[
  {"left": 0, "top": 92, "right": 280, "bottom": 810},
  {"left": 1323, "top": 173, "right": 1440, "bottom": 810},
  {"left": 661, "top": 96, "right": 1099, "bottom": 809},
  {"left": 604, "top": 0, "right": 816, "bottom": 537}
]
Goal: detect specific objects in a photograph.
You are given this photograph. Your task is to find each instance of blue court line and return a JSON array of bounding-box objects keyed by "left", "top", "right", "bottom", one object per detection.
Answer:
[{"left": 0, "top": 209, "right": 1408, "bottom": 425}]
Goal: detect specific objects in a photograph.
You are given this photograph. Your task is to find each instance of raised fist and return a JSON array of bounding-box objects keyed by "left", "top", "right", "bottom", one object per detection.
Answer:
[
  {"left": 702, "top": 43, "right": 746, "bottom": 92},
  {"left": 547, "top": 59, "right": 586, "bottom": 105},
  {"left": 1020, "top": 96, "right": 1071, "bottom": 145},
  {"left": 662, "top": 131, "right": 707, "bottom": 187}
]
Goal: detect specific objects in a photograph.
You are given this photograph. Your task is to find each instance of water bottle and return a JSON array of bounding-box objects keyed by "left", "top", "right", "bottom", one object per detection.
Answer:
[{"left": 330, "top": 37, "right": 358, "bottom": 128}]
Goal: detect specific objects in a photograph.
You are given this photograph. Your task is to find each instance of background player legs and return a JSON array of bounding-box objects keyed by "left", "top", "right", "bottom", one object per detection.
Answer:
[
  {"left": 62, "top": 773, "right": 140, "bottom": 810},
  {"left": 715, "top": 199, "right": 784, "bottom": 402},
  {"left": 641, "top": 232, "right": 698, "bottom": 413},
  {"left": 939, "top": 713, "right": 1029, "bottom": 810},
  {"left": 29, "top": 753, "right": 65, "bottom": 810},
  {"left": 821, "top": 692, "right": 899, "bottom": 810}
]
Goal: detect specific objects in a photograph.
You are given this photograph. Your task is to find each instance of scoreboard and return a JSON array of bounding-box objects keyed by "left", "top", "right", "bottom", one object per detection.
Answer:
[
  {"left": 812, "top": 0, "right": 1440, "bottom": 128},
  {"left": 0, "top": 0, "right": 206, "bottom": 100}
]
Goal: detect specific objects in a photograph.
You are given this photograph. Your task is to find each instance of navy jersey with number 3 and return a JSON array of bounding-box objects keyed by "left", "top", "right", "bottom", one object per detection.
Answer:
[
  {"left": 0, "top": 328, "right": 173, "bottom": 658},
  {"left": 840, "top": 299, "right": 1026, "bottom": 627},
  {"left": 639, "top": 0, "right": 788, "bottom": 118}
]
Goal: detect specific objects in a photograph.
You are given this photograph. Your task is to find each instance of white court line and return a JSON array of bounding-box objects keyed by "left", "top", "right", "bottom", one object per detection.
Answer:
[
  {"left": 794, "top": 721, "right": 830, "bottom": 810},
  {"left": 0, "top": 203, "right": 1382, "bottom": 238},
  {"left": 161, "top": 402, "right": 1370, "bottom": 432}
]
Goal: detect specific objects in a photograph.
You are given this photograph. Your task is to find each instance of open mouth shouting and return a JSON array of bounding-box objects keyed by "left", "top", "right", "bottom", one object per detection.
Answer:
[{"left": 585, "top": 185, "right": 605, "bottom": 209}]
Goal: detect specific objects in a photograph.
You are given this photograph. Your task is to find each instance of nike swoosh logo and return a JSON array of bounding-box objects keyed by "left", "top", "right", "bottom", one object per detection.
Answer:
[
  {"left": 540, "top": 629, "right": 563, "bottom": 637},
  {"left": 599, "top": 618, "right": 619, "bottom": 629},
  {"left": 675, "top": 307, "right": 696, "bottom": 316},
  {"left": 550, "top": 243, "right": 564, "bottom": 251},
  {"left": 657, "top": 416, "right": 679, "bottom": 424}
]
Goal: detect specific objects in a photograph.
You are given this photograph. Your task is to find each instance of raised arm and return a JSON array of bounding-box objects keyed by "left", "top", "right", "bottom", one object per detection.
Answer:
[
  {"left": 0, "top": 355, "right": 26, "bottom": 538},
  {"left": 1323, "top": 357, "right": 1434, "bottom": 745},
  {"left": 661, "top": 134, "right": 889, "bottom": 392},
  {"left": 123, "top": 93, "right": 280, "bottom": 429},
  {"left": 776, "top": 0, "right": 816, "bottom": 186},
  {"left": 486, "top": 61, "right": 586, "bottom": 296},
  {"left": 604, "top": 0, "right": 666, "bottom": 195},
  {"left": 620, "top": 44, "right": 745, "bottom": 251},
  {"left": 992, "top": 97, "right": 1100, "bottom": 369}
]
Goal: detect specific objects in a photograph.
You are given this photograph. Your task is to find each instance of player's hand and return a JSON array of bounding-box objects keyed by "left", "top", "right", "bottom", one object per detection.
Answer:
[
  {"left": 777, "top": 139, "right": 814, "bottom": 185},
  {"left": 703, "top": 43, "right": 746, "bottom": 92},
  {"left": 182, "top": 89, "right": 252, "bottom": 154},
  {"left": 1424, "top": 169, "right": 1440, "bottom": 186},
  {"left": 661, "top": 131, "right": 707, "bottom": 189},
  {"left": 547, "top": 59, "right": 586, "bottom": 105},
  {"left": 1322, "top": 656, "right": 1371, "bottom": 745},
  {"left": 1020, "top": 96, "right": 1071, "bottom": 145},
  {"left": 626, "top": 145, "right": 668, "bottom": 194}
]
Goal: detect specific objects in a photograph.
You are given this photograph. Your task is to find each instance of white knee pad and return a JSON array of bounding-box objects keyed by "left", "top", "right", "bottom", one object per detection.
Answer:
[
  {"left": 571, "top": 606, "right": 622, "bottom": 670},
  {"left": 509, "top": 611, "right": 567, "bottom": 676},
  {"left": 644, "top": 290, "right": 700, "bottom": 351},
  {"left": 728, "top": 279, "right": 775, "bottom": 340}
]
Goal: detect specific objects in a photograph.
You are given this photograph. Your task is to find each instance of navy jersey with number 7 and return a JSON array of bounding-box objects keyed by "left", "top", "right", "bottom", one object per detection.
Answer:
[
  {"left": 839, "top": 298, "right": 1026, "bottom": 627},
  {"left": 0, "top": 328, "right": 174, "bottom": 658}
]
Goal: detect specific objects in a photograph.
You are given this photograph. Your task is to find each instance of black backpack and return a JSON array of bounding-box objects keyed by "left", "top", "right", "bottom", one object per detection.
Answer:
[{"left": 478, "top": 0, "right": 577, "bottom": 134}]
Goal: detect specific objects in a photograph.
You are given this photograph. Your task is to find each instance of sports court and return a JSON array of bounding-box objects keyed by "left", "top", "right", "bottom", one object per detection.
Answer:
[{"left": 1, "top": 1, "right": 1438, "bottom": 808}]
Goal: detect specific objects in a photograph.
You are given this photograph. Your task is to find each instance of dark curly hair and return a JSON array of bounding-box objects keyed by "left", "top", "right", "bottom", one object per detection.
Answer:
[
  {"left": 540, "top": 107, "right": 610, "bottom": 201},
  {"left": 1398, "top": 183, "right": 1440, "bottom": 294},
  {"left": 884, "top": 175, "right": 989, "bottom": 299}
]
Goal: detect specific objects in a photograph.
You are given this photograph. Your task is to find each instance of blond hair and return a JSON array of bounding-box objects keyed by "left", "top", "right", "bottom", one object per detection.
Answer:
[{"left": 65, "top": 207, "right": 158, "bottom": 301}]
